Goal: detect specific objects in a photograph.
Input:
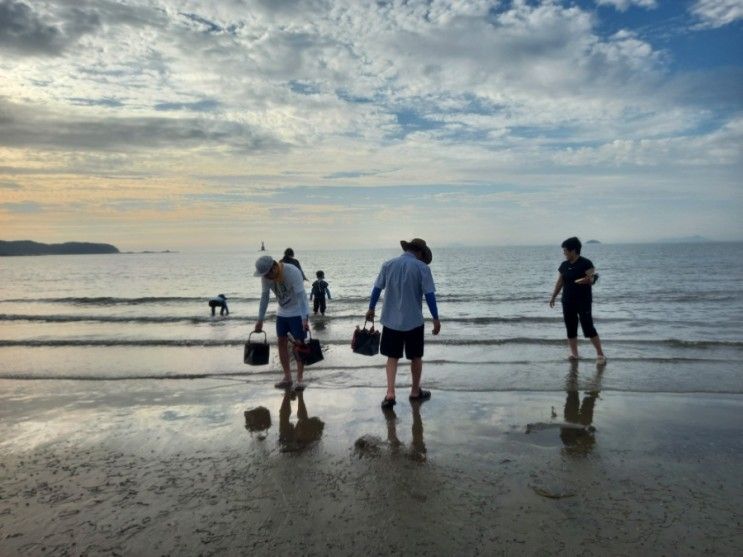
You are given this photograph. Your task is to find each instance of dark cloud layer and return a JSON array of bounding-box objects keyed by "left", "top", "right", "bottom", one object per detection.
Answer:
[
  {"left": 0, "top": 179, "right": 22, "bottom": 189},
  {"left": 0, "top": 97, "right": 286, "bottom": 154},
  {"left": 154, "top": 99, "right": 220, "bottom": 112},
  {"left": 68, "top": 97, "right": 124, "bottom": 107},
  {"left": 0, "top": 0, "right": 99, "bottom": 56}
]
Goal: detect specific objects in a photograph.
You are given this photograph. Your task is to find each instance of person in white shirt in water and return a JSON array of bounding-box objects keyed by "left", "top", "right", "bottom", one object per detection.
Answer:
[{"left": 366, "top": 238, "right": 441, "bottom": 409}]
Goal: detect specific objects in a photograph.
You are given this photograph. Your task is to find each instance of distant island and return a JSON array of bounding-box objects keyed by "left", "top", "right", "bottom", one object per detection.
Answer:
[
  {"left": 0, "top": 240, "right": 120, "bottom": 256},
  {"left": 586, "top": 240, "right": 601, "bottom": 244}
]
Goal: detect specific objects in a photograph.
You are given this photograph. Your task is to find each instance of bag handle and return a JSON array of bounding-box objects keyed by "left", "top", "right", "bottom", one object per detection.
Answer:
[
  {"left": 248, "top": 331, "right": 268, "bottom": 343},
  {"left": 289, "top": 328, "right": 311, "bottom": 346},
  {"left": 362, "top": 318, "right": 376, "bottom": 331}
]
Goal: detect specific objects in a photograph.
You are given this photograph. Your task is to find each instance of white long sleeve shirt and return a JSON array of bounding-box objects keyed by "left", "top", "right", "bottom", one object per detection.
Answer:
[{"left": 258, "top": 262, "right": 309, "bottom": 320}]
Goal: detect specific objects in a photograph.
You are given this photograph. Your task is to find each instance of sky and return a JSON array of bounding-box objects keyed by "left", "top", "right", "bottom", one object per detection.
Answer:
[{"left": 0, "top": 0, "right": 741, "bottom": 250}]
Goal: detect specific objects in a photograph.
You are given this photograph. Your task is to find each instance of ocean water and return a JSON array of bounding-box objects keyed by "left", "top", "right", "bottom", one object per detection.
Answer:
[{"left": 1, "top": 243, "right": 741, "bottom": 394}]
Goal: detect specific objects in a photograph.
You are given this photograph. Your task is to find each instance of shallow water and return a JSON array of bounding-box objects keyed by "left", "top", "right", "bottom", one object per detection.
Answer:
[{"left": 1, "top": 243, "right": 742, "bottom": 392}]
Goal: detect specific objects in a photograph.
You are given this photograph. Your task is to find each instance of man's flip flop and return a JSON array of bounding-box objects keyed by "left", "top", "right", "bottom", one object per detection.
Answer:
[
  {"left": 409, "top": 389, "right": 431, "bottom": 401},
  {"left": 274, "top": 379, "right": 293, "bottom": 389},
  {"left": 294, "top": 382, "right": 306, "bottom": 391},
  {"left": 381, "top": 397, "right": 396, "bottom": 409}
]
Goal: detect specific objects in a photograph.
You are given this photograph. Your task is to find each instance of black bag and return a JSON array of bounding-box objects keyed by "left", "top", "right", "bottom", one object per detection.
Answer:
[
  {"left": 244, "top": 331, "right": 270, "bottom": 366},
  {"left": 352, "top": 320, "right": 380, "bottom": 356},
  {"left": 294, "top": 331, "right": 324, "bottom": 366}
]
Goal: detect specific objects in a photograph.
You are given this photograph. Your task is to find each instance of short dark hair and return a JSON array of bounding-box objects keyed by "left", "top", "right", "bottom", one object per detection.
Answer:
[
  {"left": 316, "top": 270, "right": 324, "bottom": 278},
  {"left": 284, "top": 247, "right": 294, "bottom": 257},
  {"left": 561, "top": 236, "right": 582, "bottom": 254}
]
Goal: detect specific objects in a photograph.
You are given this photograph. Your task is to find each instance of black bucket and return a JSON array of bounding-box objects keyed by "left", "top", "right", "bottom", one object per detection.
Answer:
[{"left": 244, "top": 331, "right": 270, "bottom": 366}]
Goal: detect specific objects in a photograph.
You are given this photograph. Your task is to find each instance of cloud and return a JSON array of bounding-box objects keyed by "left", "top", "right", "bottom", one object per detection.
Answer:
[
  {"left": 0, "top": 201, "right": 42, "bottom": 213},
  {"left": 0, "top": 0, "right": 740, "bottom": 247},
  {"left": 595, "top": 0, "right": 657, "bottom": 10},
  {"left": 323, "top": 170, "right": 383, "bottom": 180},
  {"left": 154, "top": 99, "right": 220, "bottom": 112},
  {"left": 0, "top": 0, "right": 100, "bottom": 56},
  {"left": 552, "top": 117, "right": 743, "bottom": 167},
  {"left": 178, "top": 12, "right": 225, "bottom": 34},
  {"left": 690, "top": 0, "right": 743, "bottom": 28},
  {"left": 0, "top": 179, "right": 22, "bottom": 189},
  {"left": 68, "top": 97, "right": 124, "bottom": 107},
  {"left": 0, "top": 97, "right": 286, "bottom": 154},
  {"left": 0, "top": 1, "right": 707, "bottom": 160}
]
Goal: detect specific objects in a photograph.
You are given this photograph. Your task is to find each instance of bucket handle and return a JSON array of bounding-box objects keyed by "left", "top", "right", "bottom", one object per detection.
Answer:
[{"left": 248, "top": 331, "right": 268, "bottom": 343}]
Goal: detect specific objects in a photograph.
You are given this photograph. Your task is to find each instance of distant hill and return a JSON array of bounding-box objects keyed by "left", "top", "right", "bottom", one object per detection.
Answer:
[
  {"left": 0, "top": 240, "right": 120, "bottom": 256},
  {"left": 586, "top": 240, "right": 601, "bottom": 244}
]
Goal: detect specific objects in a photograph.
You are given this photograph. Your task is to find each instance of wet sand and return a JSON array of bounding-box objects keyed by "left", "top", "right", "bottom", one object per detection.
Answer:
[{"left": 1, "top": 374, "right": 742, "bottom": 556}]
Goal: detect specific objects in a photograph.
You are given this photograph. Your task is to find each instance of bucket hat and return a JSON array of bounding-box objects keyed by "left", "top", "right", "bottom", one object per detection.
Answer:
[{"left": 400, "top": 238, "right": 432, "bottom": 265}]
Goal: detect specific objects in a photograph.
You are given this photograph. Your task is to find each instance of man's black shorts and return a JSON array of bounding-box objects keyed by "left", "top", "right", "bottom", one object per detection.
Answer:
[{"left": 380, "top": 325, "right": 424, "bottom": 360}]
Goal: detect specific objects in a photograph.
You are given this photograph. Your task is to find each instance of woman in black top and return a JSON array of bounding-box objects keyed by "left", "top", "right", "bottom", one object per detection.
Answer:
[
  {"left": 549, "top": 237, "right": 606, "bottom": 363},
  {"left": 281, "top": 248, "right": 308, "bottom": 281}
]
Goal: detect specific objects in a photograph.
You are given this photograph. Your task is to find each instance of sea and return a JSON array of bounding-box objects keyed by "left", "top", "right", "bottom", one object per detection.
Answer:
[{"left": 1, "top": 243, "right": 742, "bottom": 394}]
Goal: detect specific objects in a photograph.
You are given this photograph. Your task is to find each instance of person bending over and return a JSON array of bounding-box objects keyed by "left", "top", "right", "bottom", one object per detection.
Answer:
[
  {"left": 208, "top": 294, "right": 229, "bottom": 316},
  {"left": 252, "top": 255, "right": 311, "bottom": 390}
]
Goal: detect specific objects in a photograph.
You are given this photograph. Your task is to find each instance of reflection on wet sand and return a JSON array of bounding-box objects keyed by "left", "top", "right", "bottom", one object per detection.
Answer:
[
  {"left": 560, "top": 360, "right": 605, "bottom": 456},
  {"left": 244, "top": 406, "right": 271, "bottom": 436},
  {"left": 278, "top": 391, "right": 325, "bottom": 453},
  {"left": 355, "top": 402, "right": 427, "bottom": 462}
]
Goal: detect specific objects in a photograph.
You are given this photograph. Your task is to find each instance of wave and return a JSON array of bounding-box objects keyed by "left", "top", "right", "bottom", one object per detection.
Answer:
[
  {"left": 0, "top": 314, "right": 238, "bottom": 324},
  {"left": 0, "top": 294, "right": 548, "bottom": 305},
  {"left": 0, "top": 296, "right": 260, "bottom": 305},
  {"left": 0, "top": 313, "right": 696, "bottom": 326},
  {"left": 4, "top": 314, "right": 567, "bottom": 325},
  {"left": 2, "top": 291, "right": 740, "bottom": 306},
  {"left": 0, "top": 356, "right": 734, "bottom": 380},
  {"left": 2, "top": 372, "right": 741, "bottom": 394},
  {"left": 0, "top": 338, "right": 740, "bottom": 348},
  {"left": 0, "top": 370, "right": 277, "bottom": 381}
]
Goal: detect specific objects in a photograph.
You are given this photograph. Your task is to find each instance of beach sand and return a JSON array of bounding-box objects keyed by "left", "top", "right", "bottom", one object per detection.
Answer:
[{"left": 1, "top": 374, "right": 742, "bottom": 556}]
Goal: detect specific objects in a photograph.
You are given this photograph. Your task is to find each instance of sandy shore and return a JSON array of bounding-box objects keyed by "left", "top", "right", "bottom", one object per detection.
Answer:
[{"left": 1, "top": 375, "right": 742, "bottom": 556}]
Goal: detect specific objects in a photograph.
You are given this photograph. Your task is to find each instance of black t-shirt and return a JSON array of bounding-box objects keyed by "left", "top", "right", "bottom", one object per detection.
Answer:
[
  {"left": 311, "top": 280, "right": 329, "bottom": 299},
  {"left": 558, "top": 256, "right": 594, "bottom": 304},
  {"left": 281, "top": 256, "right": 307, "bottom": 280}
]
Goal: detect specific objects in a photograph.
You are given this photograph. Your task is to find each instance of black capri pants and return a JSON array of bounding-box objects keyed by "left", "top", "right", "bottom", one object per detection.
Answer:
[{"left": 562, "top": 300, "right": 598, "bottom": 339}]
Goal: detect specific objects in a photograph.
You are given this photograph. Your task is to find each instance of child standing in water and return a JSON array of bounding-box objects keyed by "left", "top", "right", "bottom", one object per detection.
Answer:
[{"left": 310, "top": 271, "right": 331, "bottom": 315}]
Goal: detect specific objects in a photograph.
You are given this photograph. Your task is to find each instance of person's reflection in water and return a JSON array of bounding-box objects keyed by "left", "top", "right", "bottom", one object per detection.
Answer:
[
  {"left": 278, "top": 390, "right": 324, "bottom": 453},
  {"left": 382, "top": 401, "right": 427, "bottom": 462},
  {"left": 560, "top": 360, "right": 604, "bottom": 456}
]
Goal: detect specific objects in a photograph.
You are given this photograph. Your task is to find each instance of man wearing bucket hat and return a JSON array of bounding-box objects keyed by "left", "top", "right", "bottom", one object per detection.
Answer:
[
  {"left": 365, "top": 238, "right": 441, "bottom": 409},
  {"left": 252, "top": 255, "right": 311, "bottom": 390}
]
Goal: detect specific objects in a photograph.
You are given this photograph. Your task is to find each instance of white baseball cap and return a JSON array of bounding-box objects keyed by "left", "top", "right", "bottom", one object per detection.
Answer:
[{"left": 254, "top": 255, "right": 275, "bottom": 276}]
